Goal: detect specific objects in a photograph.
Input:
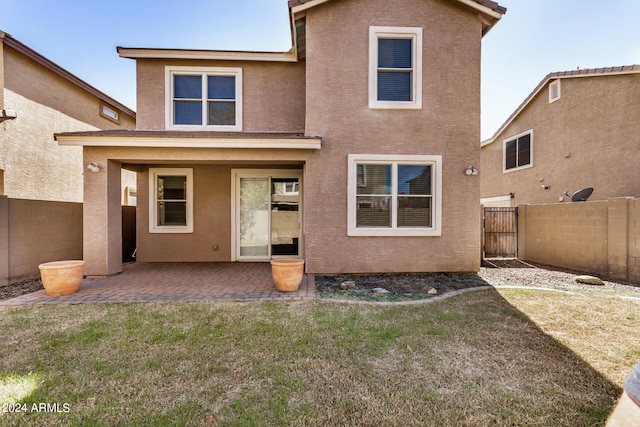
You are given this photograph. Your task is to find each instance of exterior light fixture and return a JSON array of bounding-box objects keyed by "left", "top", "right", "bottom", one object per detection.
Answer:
[
  {"left": 465, "top": 166, "right": 478, "bottom": 176},
  {"left": 0, "top": 109, "right": 17, "bottom": 123},
  {"left": 87, "top": 162, "right": 100, "bottom": 173}
]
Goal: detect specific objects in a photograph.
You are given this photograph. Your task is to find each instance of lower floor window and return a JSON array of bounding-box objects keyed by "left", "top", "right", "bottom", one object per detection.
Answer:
[
  {"left": 149, "top": 168, "right": 193, "bottom": 233},
  {"left": 347, "top": 154, "right": 442, "bottom": 236}
]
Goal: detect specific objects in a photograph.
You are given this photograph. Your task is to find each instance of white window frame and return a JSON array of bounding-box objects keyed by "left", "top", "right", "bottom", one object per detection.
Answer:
[
  {"left": 100, "top": 104, "right": 119, "bottom": 123},
  {"left": 149, "top": 168, "right": 194, "bottom": 233},
  {"left": 503, "top": 129, "right": 534, "bottom": 173},
  {"left": 165, "top": 66, "right": 243, "bottom": 131},
  {"left": 368, "top": 26, "right": 423, "bottom": 110},
  {"left": 549, "top": 79, "right": 561, "bottom": 103},
  {"left": 347, "top": 154, "right": 442, "bottom": 236}
]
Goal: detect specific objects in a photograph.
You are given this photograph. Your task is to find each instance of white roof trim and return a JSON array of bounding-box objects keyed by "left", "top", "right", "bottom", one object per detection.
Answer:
[
  {"left": 291, "top": 0, "right": 331, "bottom": 14},
  {"left": 117, "top": 48, "right": 298, "bottom": 63},
  {"left": 56, "top": 135, "right": 322, "bottom": 149},
  {"left": 481, "top": 195, "right": 512, "bottom": 204},
  {"left": 293, "top": 0, "right": 502, "bottom": 19},
  {"left": 456, "top": 0, "right": 503, "bottom": 19},
  {"left": 482, "top": 66, "right": 640, "bottom": 147}
]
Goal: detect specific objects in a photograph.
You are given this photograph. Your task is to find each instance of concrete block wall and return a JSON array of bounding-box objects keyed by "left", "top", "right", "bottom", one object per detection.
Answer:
[
  {"left": 628, "top": 198, "right": 640, "bottom": 281},
  {"left": 518, "top": 197, "right": 639, "bottom": 282},
  {"left": 0, "top": 196, "right": 82, "bottom": 284}
]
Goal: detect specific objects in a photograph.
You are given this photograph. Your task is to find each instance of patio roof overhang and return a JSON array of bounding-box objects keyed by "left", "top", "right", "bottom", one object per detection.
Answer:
[{"left": 55, "top": 130, "right": 322, "bottom": 150}]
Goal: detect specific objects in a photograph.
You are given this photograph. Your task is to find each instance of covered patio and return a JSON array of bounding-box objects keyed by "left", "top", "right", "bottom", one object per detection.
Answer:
[{"left": 0, "top": 262, "right": 315, "bottom": 305}]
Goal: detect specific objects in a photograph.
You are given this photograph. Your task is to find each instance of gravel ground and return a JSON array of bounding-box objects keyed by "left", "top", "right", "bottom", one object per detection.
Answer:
[
  {"left": 0, "top": 278, "right": 44, "bottom": 301},
  {"left": 317, "top": 260, "right": 640, "bottom": 302},
  {"left": 3, "top": 261, "right": 639, "bottom": 302}
]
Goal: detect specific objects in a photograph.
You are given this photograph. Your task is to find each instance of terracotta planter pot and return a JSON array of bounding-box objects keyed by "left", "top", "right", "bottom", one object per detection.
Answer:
[
  {"left": 38, "top": 260, "right": 84, "bottom": 296},
  {"left": 270, "top": 259, "right": 305, "bottom": 292}
]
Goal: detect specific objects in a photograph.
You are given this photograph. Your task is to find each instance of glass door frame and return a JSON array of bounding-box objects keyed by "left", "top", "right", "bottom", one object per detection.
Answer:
[{"left": 231, "top": 169, "right": 303, "bottom": 261}]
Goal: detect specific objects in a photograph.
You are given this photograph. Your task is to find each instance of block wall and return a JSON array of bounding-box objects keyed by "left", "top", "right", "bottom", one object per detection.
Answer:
[
  {"left": 518, "top": 197, "right": 639, "bottom": 282},
  {"left": 0, "top": 196, "right": 82, "bottom": 284}
]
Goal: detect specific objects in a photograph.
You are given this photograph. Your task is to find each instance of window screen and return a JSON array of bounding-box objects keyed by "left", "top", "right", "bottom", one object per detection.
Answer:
[{"left": 377, "top": 38, "right": 413, "bottom": 102}]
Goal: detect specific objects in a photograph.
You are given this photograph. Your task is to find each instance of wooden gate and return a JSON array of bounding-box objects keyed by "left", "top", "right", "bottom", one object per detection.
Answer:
[{"left": 483, "top": 207, "right": 517, "bottom": 258}]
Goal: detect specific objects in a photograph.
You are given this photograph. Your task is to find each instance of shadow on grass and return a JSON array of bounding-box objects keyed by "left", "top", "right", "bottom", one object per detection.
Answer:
[{"left": 0, "top": 274, "right": 629, "bottom": 426}]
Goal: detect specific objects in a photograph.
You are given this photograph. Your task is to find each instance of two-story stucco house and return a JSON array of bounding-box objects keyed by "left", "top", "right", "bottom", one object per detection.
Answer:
[
  {"left": 481, "top": 65, "right": 640, "bottom": 207},
  {"left": 56, "top": 0, "right": 505, "bottom": 277},
  {"left": 1, "top": 31, "right": 136, "bottom": 203}
]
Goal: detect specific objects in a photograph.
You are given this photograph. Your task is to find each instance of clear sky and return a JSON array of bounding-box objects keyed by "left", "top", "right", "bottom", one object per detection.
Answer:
[{"left": 2, "top": 0, "right": 639, "bottom": 140}]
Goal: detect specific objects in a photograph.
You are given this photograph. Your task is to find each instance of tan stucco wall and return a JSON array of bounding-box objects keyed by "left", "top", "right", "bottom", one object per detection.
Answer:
[
  {"left": 0, "top": 196, "right": 83, "bottom": 284},
  {"left": 0, "top": 40, "right": 4, "bottom": 108},
  {"left": 1, "top": 90, "right": 87, "bottom": 202},
  {"left": 1, "top": 43, "right": 136, "bottom": 203},
  {"left": 121, "top": 169, "right": 137, "bottom": 206},
  {"left": 81, "top": 0, "right": 488, "bottom": 275},
  {"left": 518, "top": 198, "right": 640, "bottom": 282},
  {"left": 137, "top": 165, "right": 233, "bottom": 262},
  {"left": 481, "top": 73, "right": 640, "bottom": 206},
  {"left": 135, "top": 59, "right": 305, "bottom": 132},
  {"left": 82, "top": 146, "right": 311, "bottom": 275},
  {"left": 3, "top": 44, "right": 135, "bottom": 130},
  {"left": 301, "top": 0, "right": 483, "bottom": 273}
]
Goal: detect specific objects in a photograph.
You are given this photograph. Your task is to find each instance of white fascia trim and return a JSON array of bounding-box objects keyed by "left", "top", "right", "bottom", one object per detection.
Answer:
[
  {"left": 118, "top": 48, "right": 298, "bottom": 63},
  {"left": 292, "top": 0, "right": 502, "bottom": 19},
  {"left": 56, "top": 135, "right": 322, "bottom": 149},
  {"left": 291, "top": 0, "right": 331, "bottom": 14},
  {"left": 481, "top": 195, "right": 512, "bottom": 204},
  {"left": 455, "top": 0, "right": 503, "bottom": 19}
]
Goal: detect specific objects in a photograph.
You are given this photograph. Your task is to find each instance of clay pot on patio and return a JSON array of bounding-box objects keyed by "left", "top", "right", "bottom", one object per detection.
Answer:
[
  {"left": 270, "top": 259, "right": 305, "bottom": 292},
  {"left": 38, "top": 260, "right": 85, "bottom": 296}
]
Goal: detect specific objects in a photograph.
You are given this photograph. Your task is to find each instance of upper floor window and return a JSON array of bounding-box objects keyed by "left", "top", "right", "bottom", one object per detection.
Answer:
[
  {"left": 369, "top": 26, "right": 422, "bottom": 109},
  {"left": 504, "top": 130, "right": 533, "bottom": 172},
  {"left": 166, "top": 66, "right": 242, "bottom": 131}
]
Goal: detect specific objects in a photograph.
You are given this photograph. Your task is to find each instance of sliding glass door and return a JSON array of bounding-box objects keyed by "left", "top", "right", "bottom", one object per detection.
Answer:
[{"left": 235, "top": 170, "right": 302, "bottom": 260}]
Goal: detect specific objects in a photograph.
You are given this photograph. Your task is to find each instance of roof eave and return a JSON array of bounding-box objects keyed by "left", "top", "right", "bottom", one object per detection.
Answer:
[
  {"left": 482, "top": 65, "right": 640, "bottom": 146},
  {"left": 117, "top": 47, "right": 298, "bottom": 63},
  {"left": 290, "top": 0, "right": 505, "bottom": 33},
  {"left": 1, "top": 32, "right": 136, "bottom": 119},
  {"left": 55, "top": 133, "right": 322, "bottom": 150}
]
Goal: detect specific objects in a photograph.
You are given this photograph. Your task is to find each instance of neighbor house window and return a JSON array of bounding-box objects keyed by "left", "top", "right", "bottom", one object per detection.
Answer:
[
  {"left": 149, "top": 168, "right": 193, "bottom": 233},
  {"left": 504, "top": 130, "right": 533, "bottom": 172},
  {"left": 101, "top": 105, "right": 119, "bottom": 123},
  {"left": 166, "top": 66, "right": 242, "bottom": 131},
  {"left": 369, "top": 26, "right": 422, "bottom": 109},
  {"left": 549, "top": 80, "right": 561, "bottom": 103},
  {"left": 347, "top": 154, "right": 442, "bottom": 236}
]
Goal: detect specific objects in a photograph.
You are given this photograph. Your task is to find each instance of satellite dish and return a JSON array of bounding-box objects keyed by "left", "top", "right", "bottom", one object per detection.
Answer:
[{"left": 570, "top": 187, "right": 593, "bottom": 202}]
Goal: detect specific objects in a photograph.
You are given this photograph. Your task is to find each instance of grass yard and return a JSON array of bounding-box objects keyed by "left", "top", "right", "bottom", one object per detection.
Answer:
[{"left": 1, "top": 288, "right": 638, "bottom": 426}]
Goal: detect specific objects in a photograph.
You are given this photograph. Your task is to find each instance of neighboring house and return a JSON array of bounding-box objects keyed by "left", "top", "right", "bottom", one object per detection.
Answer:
[
  {"left": 56, "top": 0, "right": 506, "bottom": 277},
  {"left": 0, "top": 31, "right": 136, "bottom": 283},
  {"left": 0, "top": 31, "right": 136, "bottom": 203},
  {"left": 480, "top": 65, "right": 640, "bottom": 207}
]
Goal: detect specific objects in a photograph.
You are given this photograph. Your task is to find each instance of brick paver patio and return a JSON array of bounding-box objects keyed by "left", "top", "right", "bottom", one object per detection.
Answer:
[{"left": 0, "top": 262, "right": 315, "bottom": 306}]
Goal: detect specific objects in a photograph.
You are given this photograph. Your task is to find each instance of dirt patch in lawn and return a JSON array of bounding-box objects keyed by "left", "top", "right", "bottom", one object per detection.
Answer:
[
  {"left": 0, "top": 278, "right": 44, "bottom": 301},
  {"left": 316, "top": 273, "right": 488, "bottom": 302}
]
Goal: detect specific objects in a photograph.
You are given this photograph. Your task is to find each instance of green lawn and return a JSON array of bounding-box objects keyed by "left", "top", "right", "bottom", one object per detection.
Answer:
[{"left": 1, "top": 288, "right": 638, "bottom": 426}]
